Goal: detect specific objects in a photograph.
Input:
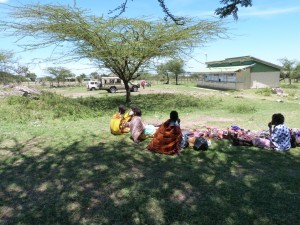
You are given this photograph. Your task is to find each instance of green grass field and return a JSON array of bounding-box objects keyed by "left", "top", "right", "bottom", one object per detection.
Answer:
[{"left": 1, "top": 83, "right": 300, "bottom": 225}]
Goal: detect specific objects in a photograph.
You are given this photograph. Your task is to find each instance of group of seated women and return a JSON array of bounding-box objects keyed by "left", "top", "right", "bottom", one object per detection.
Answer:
[
  {"left": 111, "top": 107, "right": 297, "bottom": 155},
  {"left": 110, "top": 106, "right": 182, "bottom": 155}
]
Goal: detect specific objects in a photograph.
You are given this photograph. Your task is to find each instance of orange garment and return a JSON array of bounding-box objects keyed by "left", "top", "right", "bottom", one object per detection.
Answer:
[{"left": 147, "top": 119, "right": 182, "bottom": 155}]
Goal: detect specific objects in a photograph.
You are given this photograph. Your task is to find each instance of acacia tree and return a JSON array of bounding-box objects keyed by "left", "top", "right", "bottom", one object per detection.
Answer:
[
  {"left": 90, "top": 72, "right": 100, "bottom": 81},
  {"left": 291, "top": 63, "right": 300, "bottom": 83},
  {"left": 15, "top": 65, "right": 30, "bottom": 84},
  {"left": 46, "top": 67, "right": 73, "bottom": 87},
  {"left": 156, "top": 59, "right": 184, "bottom": 85},
  {"left": 111, "top": 0, "right": 253, "bottom": 24},
  {"left": 156, "top": 63, "right": 170, "bottom": 84},
  {"left": 77, "top": 73, "right": 87, "bottom": 85},
  {"left": 1, "top": 3, "right": 226, "bottom": 103},
  {"left": 27, "top": 72, "right": 37, "bottom": 82},
  {"left": 165, "top": 59, "right": 184, "bottom": 85},
  {"left": 0, "top": 50, "right": 17, "bottom": 84},
  {"left": 279, "top": 58, "right": 297, "bottom": 85}
]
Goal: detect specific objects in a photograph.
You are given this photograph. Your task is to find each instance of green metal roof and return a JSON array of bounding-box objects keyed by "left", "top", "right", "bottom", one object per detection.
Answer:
[
  {"left": 200, "top": 64, "right": 255, "bottom": 74},
  {"left": 206, "top": 56, "right": 282, "bottom": 70}
]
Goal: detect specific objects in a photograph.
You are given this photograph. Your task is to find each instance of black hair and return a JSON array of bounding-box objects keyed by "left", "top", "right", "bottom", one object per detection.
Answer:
[
  {"left": 135, "top": 108, "right": 142, "bottom": 117},
  {"left": 272, "top": 113, "right": 285, "bottom": 125},
  {"left": 130, "top": 105, "right": 139, "bottom": 113},
  {"left": 118, "top": 105, "right": 126, "bottom": 114},
  {"left": 170, "top": 111, "right": 179, "bottom": 122}
]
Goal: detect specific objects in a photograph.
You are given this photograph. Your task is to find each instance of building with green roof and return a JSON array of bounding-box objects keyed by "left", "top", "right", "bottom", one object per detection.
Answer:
[{"left": 198, "top": 56, "right": 282, "bottom": 90}]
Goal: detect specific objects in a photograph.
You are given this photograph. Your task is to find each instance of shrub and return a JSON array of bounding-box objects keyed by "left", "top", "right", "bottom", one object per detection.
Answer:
[
  {"left": 227, "top": 104, "right": 257, "bottom": 114},
  {"left": 286, "top": 90, "right": 296, "bottom": 97},
  {"left": 280, "top": 84, "right": 298, "bottom": 89},
  {"left": 3, "top": 92, "right": 224, "bottom": 122},
  {"left": 255, "top": 88, "right": 272, "bottom": 96}
]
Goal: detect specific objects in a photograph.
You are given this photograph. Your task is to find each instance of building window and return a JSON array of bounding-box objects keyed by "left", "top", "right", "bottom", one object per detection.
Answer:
[{"left": 204, "top": 73, "right": 236, "bottom": 82}]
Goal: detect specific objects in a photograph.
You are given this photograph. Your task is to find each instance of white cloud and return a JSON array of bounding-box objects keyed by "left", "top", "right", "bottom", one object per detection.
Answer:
[
  {"left": 240, "top": 6, "right": 300, "bottom": 17},
  {"left": 0, "top": 0, "right": 9, "bottom": 3}
]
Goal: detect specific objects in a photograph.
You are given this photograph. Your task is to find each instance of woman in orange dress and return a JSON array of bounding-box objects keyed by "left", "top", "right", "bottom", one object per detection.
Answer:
[{"left": 147, "top": 111, "right": 182, "bottom": 155}]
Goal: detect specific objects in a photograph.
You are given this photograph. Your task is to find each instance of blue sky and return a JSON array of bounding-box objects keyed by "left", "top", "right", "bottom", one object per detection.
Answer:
[{"left": 0, "top": 0, "right": 299, "bottom": 76}]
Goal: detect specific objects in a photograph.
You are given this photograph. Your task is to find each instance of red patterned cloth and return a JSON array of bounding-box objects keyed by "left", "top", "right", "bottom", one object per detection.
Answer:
[{"left": 147, "top": 119, "right": 182, "bottom": 155}]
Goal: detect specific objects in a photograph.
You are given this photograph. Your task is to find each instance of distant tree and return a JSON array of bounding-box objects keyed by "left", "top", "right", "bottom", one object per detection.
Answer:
[
  {"left": 15, "top": 66, "right": 29, "bottom": 77},
  {"left": 279, "top": 58, "right": 297, "bottom": 85},
  {"left": 1, "top": 3, "right": 226, "bottom": 102},
  {"left": 27, "top": 73, "right": 37, "bottom": 82},
  {"left": 138, "top": 71, "right": 154, "bottom": 81},
  {"left": 15, "top": 65, "right": 30, "bottom": 84},
  {"left": 90, "top": 72, "right": 100, "bottom": 80},
  {"left": 0, "top": 50, "right": 17, "bottom": 84},
  {"left": 292, "top": 63, "right": 300, "bottom": 83},
  {"left": 110, "top": 0, "right": 253, "bottom": 24},
  {"left": 77, "top": 73, "right": 87, "bottom": 84},
  {"left": 156, "top": 63, "right": 170, "bottom": 84},
  {"left": 165, "top": 59, "right": 184, "bottom": 85},
  {"left": 38, "top": 76, "right": 48, "bottom": 86},
  {"left": 44, "top": 76, "right": 55, "bottom": 87},
  {"left": 46, "top": 67, "right": 73, "bottom": 87},
  {"left": 156, "top": 59, "right": 184, "bottom": 85}
]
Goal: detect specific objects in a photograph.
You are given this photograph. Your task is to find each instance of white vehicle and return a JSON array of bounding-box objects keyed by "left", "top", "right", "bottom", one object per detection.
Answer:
[
  {"left": 87, "top": 77, "right": 140, "bottom": 93},
  {"left": 86, "top": 81, "right": 100, "bottom": 90}
]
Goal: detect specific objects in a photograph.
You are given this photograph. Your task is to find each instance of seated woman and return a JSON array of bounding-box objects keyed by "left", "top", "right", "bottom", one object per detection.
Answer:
[
  {"left": 231, "top": 113, "right": 291, "bottom": 151},
  {"left": 266, "top": 113, "right": 291, "bottom": 150},
  {"left": 123, "top": 105, "right": 139, "bottom": 123},
  {"left": 127, "top": 108, "right": 146, "bottom": 143},
  {"left": 147, "top": 111, "right": 182, "bottom": 155},
  {"left": 110, "top": 105, "right": 130, "bottom": 135}
]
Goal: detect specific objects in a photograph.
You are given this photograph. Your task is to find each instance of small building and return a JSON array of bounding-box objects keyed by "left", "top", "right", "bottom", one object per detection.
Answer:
[{"left": 197, "top": 56, "right": 282, "bottom": 90}]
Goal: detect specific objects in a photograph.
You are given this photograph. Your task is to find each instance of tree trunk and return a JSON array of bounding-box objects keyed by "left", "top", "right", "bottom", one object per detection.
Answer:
[
  {"left": 123, "top": 80, "right": 131, "bottom": 103},
  {"left": 175, "top": 74, "right": 178, "bottom": 85},
  {"left": 165, "top": 74, "right": 169, "bottom": 84}
]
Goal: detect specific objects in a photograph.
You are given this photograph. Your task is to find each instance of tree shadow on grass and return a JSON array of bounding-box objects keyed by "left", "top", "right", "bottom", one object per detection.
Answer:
[{"left": 1, "top": 137, "right": 300, "bottom": 225}]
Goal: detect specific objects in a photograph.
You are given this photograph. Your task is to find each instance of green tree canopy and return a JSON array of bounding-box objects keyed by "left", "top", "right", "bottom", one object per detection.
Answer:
[
  {"left": 279, "top": 58, "right": 297, "bottom": 85},
  {"left": 156, "top": 59, "right": 184, "bottom": 85},
  {"left": 291, "top": 62, "right": 300, "bottom": 82},
  {"left": 0, "top": 50, "right": 18, "bottom": 84},
  {"left": 0, "top": 50, "right": 16, "bottom": 73},
  {"left": 0, "top": 3, "right": 227, "bottom": 102},
  {"left": 46, "top": 67, "right": 73, "bottom": 86},
  {"left": 156, "top": 63, "right": 170, "bottom": 84},
  {"left": 27, "top": 72, "right": 37, "bottom": 82},
  {"left": 165, "top": 59, "right": 184, "bottom": 85}
]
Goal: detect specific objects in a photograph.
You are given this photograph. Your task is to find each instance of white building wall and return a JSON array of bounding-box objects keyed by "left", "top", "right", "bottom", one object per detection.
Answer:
[{"left": 251, "top": 72, "right": 279, "bottom": 88}]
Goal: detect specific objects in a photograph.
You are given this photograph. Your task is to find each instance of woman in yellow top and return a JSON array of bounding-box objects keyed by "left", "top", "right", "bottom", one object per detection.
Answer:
[{"left": 110, "top": 105, "right": 137, "bottom": 135}]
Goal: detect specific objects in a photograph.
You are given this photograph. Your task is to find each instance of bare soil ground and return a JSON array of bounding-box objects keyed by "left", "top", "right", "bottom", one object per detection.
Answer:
[{"left": 0, "top": 84, "right": 41, "bottom": 97}]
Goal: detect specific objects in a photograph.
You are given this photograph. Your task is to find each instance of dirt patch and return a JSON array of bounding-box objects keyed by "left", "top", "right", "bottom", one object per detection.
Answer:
[{"left": 0, "top": 84, "right": 41, "bottom": 97}]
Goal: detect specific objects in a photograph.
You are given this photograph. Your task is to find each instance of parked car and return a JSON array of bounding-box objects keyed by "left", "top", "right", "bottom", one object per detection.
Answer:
[
  {"left": 87, "top": 77, "right": 139, "bottom": 93},
  {"left": 86, "top": 81, "right": 100, "bottom": 90}
]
